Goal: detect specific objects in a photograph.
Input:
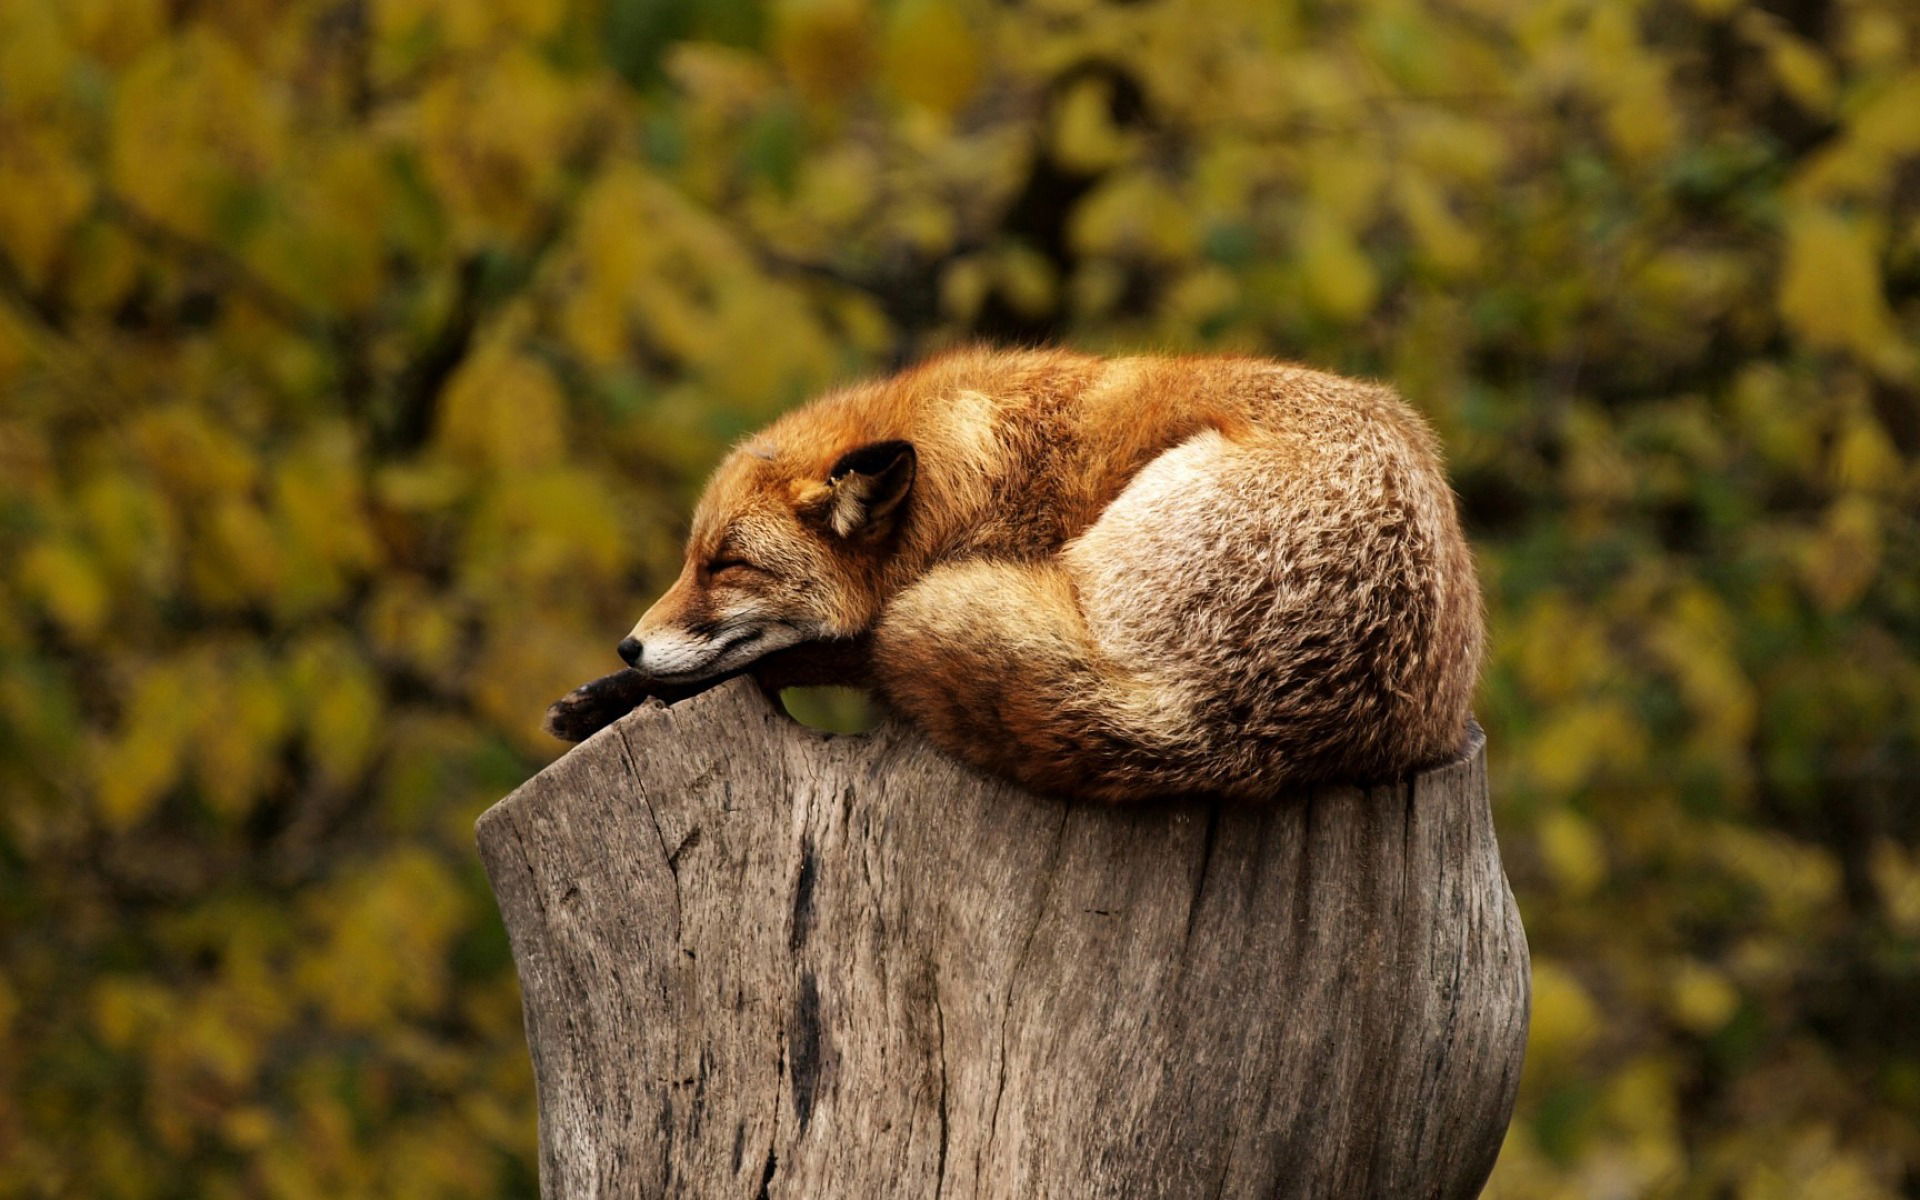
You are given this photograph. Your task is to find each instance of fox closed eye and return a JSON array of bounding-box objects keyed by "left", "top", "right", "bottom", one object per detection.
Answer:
[{"left": 708, "top": 558, "right": 764, "bottom": 577}]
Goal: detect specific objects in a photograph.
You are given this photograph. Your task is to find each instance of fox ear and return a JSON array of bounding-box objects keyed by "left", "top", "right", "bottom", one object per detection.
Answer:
[{"left": 823, "top": 439, "right": 916, "bottom": 539}]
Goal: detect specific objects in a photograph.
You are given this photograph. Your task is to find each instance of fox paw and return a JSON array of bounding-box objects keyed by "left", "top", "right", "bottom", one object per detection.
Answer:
[{"left": 543, "top": 669, "right": 655, "bottom": 743}]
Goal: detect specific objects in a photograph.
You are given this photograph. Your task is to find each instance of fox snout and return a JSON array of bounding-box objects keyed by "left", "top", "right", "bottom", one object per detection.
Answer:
[
  {"left": 617, "top": 625, "right": 728, "bottom": 681},
  {"left": 617, "top": 618, "right": 801, "bottom": 684}
]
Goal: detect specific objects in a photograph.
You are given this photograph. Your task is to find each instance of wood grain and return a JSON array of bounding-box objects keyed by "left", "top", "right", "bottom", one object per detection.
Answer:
[{"left": 476, "top": 678, "right": 1529, "bottom": 1198}]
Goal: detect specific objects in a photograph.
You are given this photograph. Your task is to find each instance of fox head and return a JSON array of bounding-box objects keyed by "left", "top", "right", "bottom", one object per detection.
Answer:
[{"left": 617, "top": 438, "right": 917, "bottom": 683}]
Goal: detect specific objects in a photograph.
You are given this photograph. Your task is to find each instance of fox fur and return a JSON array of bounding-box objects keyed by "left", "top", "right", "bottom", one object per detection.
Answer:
[{"left": 547, "top": 347, "right": 1483, "bottom": 803}]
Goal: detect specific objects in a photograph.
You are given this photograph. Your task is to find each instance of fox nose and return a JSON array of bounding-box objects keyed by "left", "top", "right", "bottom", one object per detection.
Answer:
[{"left": 617, "top": 636, "right": 643, "bottom": 668}]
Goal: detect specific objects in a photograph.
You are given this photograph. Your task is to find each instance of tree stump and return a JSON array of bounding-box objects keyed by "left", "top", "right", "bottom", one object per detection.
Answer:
[{"left": 476, "top": 678, "right": 1529, "bottom": 1198}]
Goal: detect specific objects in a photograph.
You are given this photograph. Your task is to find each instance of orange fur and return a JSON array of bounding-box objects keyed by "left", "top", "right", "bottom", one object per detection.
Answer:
[{"left": 615, "top": 347, "right": 1483, "bottom": 802}]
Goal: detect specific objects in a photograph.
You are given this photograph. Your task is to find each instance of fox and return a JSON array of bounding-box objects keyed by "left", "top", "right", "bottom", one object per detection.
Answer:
[{"left": 545, "top": 347, "right": 1483, "bottom": 802}]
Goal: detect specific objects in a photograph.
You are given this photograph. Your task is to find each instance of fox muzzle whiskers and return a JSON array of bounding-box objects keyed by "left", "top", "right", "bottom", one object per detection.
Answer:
[{"left": 626, "top": 617, "right": 806, "bottom": 683}]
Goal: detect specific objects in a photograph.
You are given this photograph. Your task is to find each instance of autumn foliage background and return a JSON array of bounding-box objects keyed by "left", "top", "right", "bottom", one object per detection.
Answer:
[{"left": 2, "top": 0, "right": 1918, "bottom": 1194}]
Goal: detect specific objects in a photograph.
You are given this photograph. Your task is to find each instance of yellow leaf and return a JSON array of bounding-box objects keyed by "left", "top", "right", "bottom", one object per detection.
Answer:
[
  {"left": 1306, "top": 150, "right": 1386, "bottom": 227},
  {"left": 90, "top": 976, "right": 170, "bottom": 1048},
  {"left": 1538, "top": 809, "right": 1608, "bottom": 899},
  {"left": 435, "top": 345, "right": 568, "bottom": 470},
  {"left": 417, "top": 49, "right": 590, "bottom": 244},
  {"left": 272, "top": 426, "right": 379, "bottom": 614},
  {"left": 1528, "top": 960, "right": 1600, "bottom": 1064},
  {"left": 79, "top": 473, "right": 178, "bottom": 595},
  {"left": 1668, "top": 959, "right": 1740, "bottom": 1034},
  {"left": 190, "top": 497, "right": 284, "bottom": 608},
  {"left": 463, "top": 466, "right": 633, "bottom": 598},
  {"left": 1070, "top": 171, "right": 1193, "bottom": 260},
  {"left": 368, "top": 577, "right": 463, "bottom": 680},
  {"left": 1585, "top": 6, "right": 1679, "bottom": 162},
  {"left": 1298, "top": 211, "right": 1379, "bottom": 320},
  {"left": 940, "top": 256, "right": 990, "bottom": 322},
  {"left": 0, "top": 0, "right": 71, "bottom": 111},
  {"left": 190, "top": 649, "right": 290, "bottom": 821},
  {"left": 1704, "top": 823, "right": 1842, "bottom": 923},
  {"left": 1070, "top": 259, "right": 1127, "bottom": 320},
  {"left": 1796, "top": 494, "right": 1882, "bottom": 612},
  {"left": 1561, "top": 401, "right": 1633, "bottom": 505},
  {"left": 20, "top": 539, "right": 110, "bottom": 642},
  {"left": 61, "top": 0, "right": 166, "bottom": 66},
  {"left": 248, "top": 140, "right": 389, "bottom": 312},
  {"left": 1831, "top": 409, "right": 1902, "bottom": 493},
  {"left": 299, "top": 850, "right": 464, "bottom": 1027},
  {"left": 1777, "top": 205, "right": 1909, "bottom": 373},
  {"left": 995, "top": 243, "right": 1058, "bottom": 319},
  {"left": 1739, "top": 10, "right": 1837, "bottom": 114},
  {"left": 829, "top": 290, "right": 895, "bottom": 356},
  {"left": 1395, "top": 173, "right": 1479, "bottom": 275},
  {"left": 1402, "top": 109, "right": 1508, "bottom": 183},
  {"left": 109, "top": 28, "right": 289, "bottom": 239},
  {"left": 1850, "top": 72, "right": 1920, "bottom": 157},
  {"left": 132, "top": 406, "right": 258, "bottom": 500},
  {"left": 63, "top": 221, "right": 145, "bottom": 315},
  {"left": 0, "top": 309, "right": 31, "bottom": 384},
  {"left": 700, "top": 278, "right": 836, "bottom": 409},
  {"left": 1844, "top": 9, "right": 1909, "bottom": 70},
  {"left": 1525, "top": 701, "right": 1645, "bottom": 794},
  {"left": 0, "top": 128, "right": 92, "bottom": 288},
  {"left": 1051, "top": 76, "right": 1129, "bottom": 173},
  {"left": 180, "top": 995, "right": 259, "bottom": 1086},
  {"left": 291, "top": 639, "right": 381, "bottom": 788},
  {"left": 218, "top": 1107, "right": 276, "bottom": 1151},
  {"left": 1644, "top": 584, "right": 1758, "bottom": 779},
  {"left": 774, "top": 0, "right": 875, "bottom": 105},
  {"left": 1869, "top": 839, "right": 1920, "bottom": 935},
  {"left": 1599, "top": 1057, "right": 1685, "bottom": 1186},
  {"left": 557, "top": 287, "right": 629, "bottom": 368},
  {"left": 883, "top": 0, "right": 980, "bottom": 116},
  {"left": 1161, "top": 266, "right": 1239, "bottom": 329},
  {"left": 96, "top": 661, "right": 195, "bottom": 831},
  {"left": 1791, "top": 73, "right": 1920, "bottom": 204}
]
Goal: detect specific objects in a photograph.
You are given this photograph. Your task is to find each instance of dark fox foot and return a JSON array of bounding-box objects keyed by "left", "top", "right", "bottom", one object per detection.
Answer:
[
  {"left": 543, "top": 669, "right": 742, "bottom": 743},
  {"left": 543, "top": 670, "right": 659, "bottom": 743},
  {"left": 544, "top": 640, "right": 873, "bottom": 744}
]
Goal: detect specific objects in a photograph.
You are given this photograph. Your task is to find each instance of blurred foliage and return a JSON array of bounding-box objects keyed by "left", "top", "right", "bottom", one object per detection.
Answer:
[{"left": 1, "top": 0, "right": 1917, "bottom": 1194}]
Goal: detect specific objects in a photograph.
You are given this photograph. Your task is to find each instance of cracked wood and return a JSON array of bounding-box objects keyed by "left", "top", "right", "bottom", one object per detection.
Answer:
[{"left": 475, "top": 678, "right": 1530, "bottom": 1198}]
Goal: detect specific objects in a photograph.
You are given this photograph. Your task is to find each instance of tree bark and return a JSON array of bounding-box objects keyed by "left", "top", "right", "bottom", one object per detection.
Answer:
[{"left": 476, "top": 678, "right": 1529, "bottom": 1199}]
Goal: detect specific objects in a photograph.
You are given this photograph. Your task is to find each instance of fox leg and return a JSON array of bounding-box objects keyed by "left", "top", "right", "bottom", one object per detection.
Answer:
[
  {"left": 751, "top": 636, "right": 874, "bottom": 692},
  {"left": 544, "top": 640, "right": 874, "bottom": 743},
  {"left": 870, "top": 559, "right": 1207, "bottom": 801},
  {"left": 544, "top": 669, "right": 722, "bottom": 742}
]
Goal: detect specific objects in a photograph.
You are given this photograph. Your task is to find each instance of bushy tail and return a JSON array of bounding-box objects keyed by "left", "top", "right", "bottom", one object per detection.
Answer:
[{"left": 871, "top": 560, "right": 1209, "bottom": 802}]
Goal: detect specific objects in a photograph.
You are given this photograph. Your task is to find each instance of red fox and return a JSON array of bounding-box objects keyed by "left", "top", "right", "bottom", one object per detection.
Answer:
[{"left": 547, "top": 347, "right": 1483, "bottom": 801}]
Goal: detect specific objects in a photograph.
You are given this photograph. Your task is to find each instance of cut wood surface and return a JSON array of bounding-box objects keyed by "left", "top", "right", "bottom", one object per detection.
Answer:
[{"left": 476, "top": 678, "right": 1529, "bottom": 1199}]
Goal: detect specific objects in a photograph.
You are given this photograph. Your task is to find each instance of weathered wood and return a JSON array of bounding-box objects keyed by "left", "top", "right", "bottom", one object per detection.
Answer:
[{"left": 477, "top": 678, "right": 1529, "bottom": 1199}]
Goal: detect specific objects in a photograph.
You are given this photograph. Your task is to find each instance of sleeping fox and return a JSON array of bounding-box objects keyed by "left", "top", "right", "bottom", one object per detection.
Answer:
[{"left": 546, "top": 347, "right": 1483, "bottom": 802}]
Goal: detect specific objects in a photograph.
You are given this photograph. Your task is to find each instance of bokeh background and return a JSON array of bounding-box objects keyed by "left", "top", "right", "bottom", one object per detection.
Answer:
[{"left": 2, "top": 0, "right": 1917, "bottom": 1194}]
